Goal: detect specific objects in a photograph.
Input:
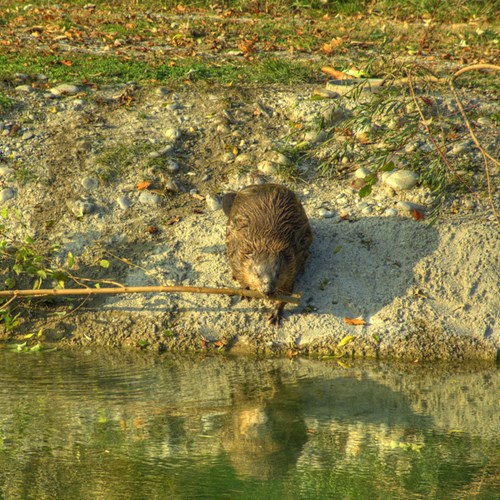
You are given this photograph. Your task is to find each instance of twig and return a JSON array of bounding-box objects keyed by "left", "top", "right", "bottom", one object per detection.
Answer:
[
  {"left": 406, "top": 69, "right": 481, "bottom": 203},
  {"left": 0, "top": 285, "right": 301, "bottom": 305},
  {"left": 449, "top": 64, "right": 500, "bottom": 226}
]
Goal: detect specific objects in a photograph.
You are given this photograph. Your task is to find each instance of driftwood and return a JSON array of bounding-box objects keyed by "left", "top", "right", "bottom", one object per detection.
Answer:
[{"left": 0, "top": 285, "right": 301, "bottom": 305}]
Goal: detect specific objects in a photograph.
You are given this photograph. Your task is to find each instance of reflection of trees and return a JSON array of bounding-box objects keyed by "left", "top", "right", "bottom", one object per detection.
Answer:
[{"left": 0, "top": 351, "right": 497, "bottom": 498}]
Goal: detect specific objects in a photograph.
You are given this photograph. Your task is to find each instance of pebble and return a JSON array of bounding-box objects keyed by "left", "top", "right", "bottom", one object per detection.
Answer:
[
  {"left": 165, "top": 178, "right": 185, "bottom": 192},
  {"left": 69, "top": 199, "right": 95, "bottom": 216},
  {"left": 51, "top": 84, "right": 79, "bottom": 96},
  {"left": 0, "top": 188, "right": 15, "bottom": 202},
  {"left": 22, "top": 132, "right": 34, "bottom": 141},
  {"left": 385, "top": 208, "right": 398, "bottom": 217},
  {"left": 166, "top": 160, "right": 180, "bottom": 173},
  {"left": 116, "top": 195, "right": 131, "bottom": 210},
  {"left": 15, "top": 85, "right": 33, "bottom": 93},
  {"left": 304, "top": 130, "right": 326, "bottom": 144},
  {"left": 257, "top": 160, "right": 278, "bottom": 175},
  {"left": 139, "top": 191, "right": 161, "bottom": 205},
  {"left": 81, "top": 177, "right": 98, "bottom": 190},
  {"left": 354, "top": 167, "right": 371, "bottom": 179},
  {"left": 235, "top": 153, "right": 255, "bottom": 164},
  {"left": 265, "top": 151, "right": 291, "bottom": 166},
  {"left": 450, "top": 141, "right": 472, "bottom": 156},
  {"left": 0, "top": 167, "right": 14, "bottom": 176},
  {"left": 216, "top": 123, "right": 231, "bottom": 134},
  {"left": 148, "top": 151, "right": 161, "bottom": 159},
  {"left": 477, "top": 117, "right": 492, "bottom": 127},
  {"left": 156, "top": 87, "right": 170, "bottom": 97},
  {"left": 405, "top": 142, "right": 418, "bottom": 153},
  {"left": 335, "top": 195, "right": 348, "bottom": 206},
  {"left": 463, "top": 199, "right": 476, "bottom": 211},
  {"left": 382, "top": 170, "right": 419, "bottom": 190},
  {"left": 205, "top": 193, "right": 222, "bottom": 211},
  {"left": 396, "top": 201, "right": 426, "bottom": 215},
  {"left": 165, "top": 127, "right": 182, "bottom": 141},
  {"left": 361, "top": 206, "right": 374, "bottom": 215},
  {"left": 318, "top": 208, "right": 335, "bottom": 218}
]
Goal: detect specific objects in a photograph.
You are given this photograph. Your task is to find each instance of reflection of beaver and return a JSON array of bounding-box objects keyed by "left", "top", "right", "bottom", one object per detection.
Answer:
[{"left": 222, "top": 184, "right": 313, "bottom": 324}]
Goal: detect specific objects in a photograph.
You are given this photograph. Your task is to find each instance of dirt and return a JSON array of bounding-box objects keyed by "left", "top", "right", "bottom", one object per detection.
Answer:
[{"left": 0, "top": 79, "right": 498, "bottom": 361}]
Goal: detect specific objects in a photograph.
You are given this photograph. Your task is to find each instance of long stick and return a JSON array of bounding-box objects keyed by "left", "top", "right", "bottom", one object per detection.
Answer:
[{"left": 0, "top": 285, "right": 301, "bottom": 305}]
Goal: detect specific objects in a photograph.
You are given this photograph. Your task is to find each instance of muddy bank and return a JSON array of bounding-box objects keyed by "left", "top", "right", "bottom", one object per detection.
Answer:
[{"left": 0, "top": 83, "right": 498, "bottom": 360}]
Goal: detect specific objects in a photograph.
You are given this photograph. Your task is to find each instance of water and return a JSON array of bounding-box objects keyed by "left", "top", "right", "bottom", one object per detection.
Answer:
[{"left": 0, "top": 348, "right": 498, "bottom": 499}]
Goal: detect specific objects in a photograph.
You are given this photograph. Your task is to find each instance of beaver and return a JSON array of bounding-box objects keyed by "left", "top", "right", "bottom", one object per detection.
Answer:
[{"left": 223, "top": 183, "right": 313, "bottom": 324}]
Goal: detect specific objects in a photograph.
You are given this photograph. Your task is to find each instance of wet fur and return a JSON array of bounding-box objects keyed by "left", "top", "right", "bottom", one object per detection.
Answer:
[{"left": 223, "top": 184, "right": 313, "bottom": 324}]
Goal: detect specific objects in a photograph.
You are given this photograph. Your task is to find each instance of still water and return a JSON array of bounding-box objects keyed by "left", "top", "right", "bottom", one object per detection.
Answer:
[{"left": 0, "top": 348, "right": 498, "bottom": 499}]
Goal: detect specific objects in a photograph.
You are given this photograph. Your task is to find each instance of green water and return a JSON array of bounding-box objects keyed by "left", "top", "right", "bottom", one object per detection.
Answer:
[{"left": 0, "top": 348, "right": 498, "bottom": 499}]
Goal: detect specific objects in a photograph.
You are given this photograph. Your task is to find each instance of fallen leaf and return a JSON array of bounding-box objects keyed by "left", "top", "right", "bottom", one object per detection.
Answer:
[
  {"left": 166, "top": 216, "right": 181, "bottom": 225},
  {"left": 412, "top": 208, "right": 426, "bottom": 221},
  {"left": 322, "top": 37, "right": 344, "bottom": 54},
  {"left": 136, "top": 181, "right": 151, "bottom": 190},
  {"left": 321, "top": 66, "right": 353, "bottom": 80},
  {"left": 145, "top": 226, "right": 158, "bottom": 234},
  {"left": 337, "top": 334, "right": 355, "bottom": 347},
  {"left": 344, "top": 317, "right": 366, "bottom": 326}
]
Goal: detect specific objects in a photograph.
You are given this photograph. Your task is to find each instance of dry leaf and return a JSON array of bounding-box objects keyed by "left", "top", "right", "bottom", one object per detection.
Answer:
[
  {"left": 344, "top": 317, "right": 366, "bottom": 326},
  {"left": 238, "top": 39, "right": 255, "bottom": 55},
  {"left": 322, "top": 37, "right": 344, "bottom": 54},
  {"left": 136, "top": 181, "right": 151, "bottom": 190},
  {"left": 145, "top": 226, "right": 158, "bottom": 234},
  {"left": 166, "top": 216, "right": 181, "bottom": 225},
  {"left": 321, "top": 66, "right": 352, "bottom": 80},
  {"left": 412, "top": 208, "right": 425, "bottom": 221},
  {"left": 337, "top": 334, "right": 355, "bottom": 347}
]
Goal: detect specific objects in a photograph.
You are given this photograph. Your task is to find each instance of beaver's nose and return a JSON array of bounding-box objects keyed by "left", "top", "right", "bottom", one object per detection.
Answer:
[{"left": 260, "top": 276, "right": 276, "bottom": 295}]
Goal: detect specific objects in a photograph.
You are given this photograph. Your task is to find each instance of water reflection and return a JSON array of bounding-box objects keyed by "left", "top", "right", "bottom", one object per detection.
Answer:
[{"left": 0, "top": 348, "right": 498, "bottom": 499}]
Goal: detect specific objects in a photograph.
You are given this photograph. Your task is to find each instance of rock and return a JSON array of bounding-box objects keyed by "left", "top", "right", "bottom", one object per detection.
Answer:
[
  {"left": 0, "top": 167, "right": 14, "bottom": 176},
  {"left": 165, "top": 178, "right": 185, "bottom": 192},
  {"left": 138, "top": 191, "right": 161, "bottom": 205},
  {"left": 313, "top": 88, "right": 340, "bottom": 99},
  {"left": 385, "top": 208, "right": 398, "bottom": 217},
  {"left": 318, "top": 207, "right": 335, "bottom": 218},
  {"left": 0, "top": 188, "right": 15, "bottom": 202},
  {"left": 257, "top": 160, "right": 278, "bottom": 175},
  {"left": 166, "top": 160, "right": 180, "bottom": 173},
  {"left": 15, "top": 85, "right": 33, "bottom": 93},
  {"left": 304, "top": 130, "right": 326, "bottom": 144},
  {"left": 205, "top": 194, "right": 222, "bottom": 211},
  {"left": 165, "top": 127, "right": 182, "bottom": 141},
  {"left": 265, "top": 151, "right": 291, "bottom": 166},
  {"left": 235, "top": 153, "right": 255, "bottom": 164},
  {"left": 382, "top": 170, "right": 419, "bottom": 190},
  {"left": 463, "top": 199, "right": 476, "bottom": 211},
  {"left": 51, "top": 84, "right": 79, "bottom": 96},
  {"left": 396, "top": 201, "right": 426, "bottom": 216},
  {"left": 22, "top": 132, "right": 34, "bottom": 141},
  {"left": 156, "top": 87, "right": 170, "bottom": 96},
  {"left": 116, "top": 195, "right": 131, "bottom": 210},
  {"left": 81, "top": 177, "right": 99, "bottom": 190},
  {"left": 450, "top": 141, "right": 472, "bottom": 156},
  {"left": 68, "top": 199, "right": 95, "bottom": 216},
  {"left": 354, "top": 167, "right": 371, "bottom": 179},
  {"left": 148, "top": 151, "right": 161, "bottom": 159}
]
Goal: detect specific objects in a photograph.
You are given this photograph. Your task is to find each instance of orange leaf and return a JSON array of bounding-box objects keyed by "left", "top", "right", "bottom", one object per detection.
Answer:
[
  {"left": 321, "top": 66, "right": 352, "bottom": 80},
  {"left": 136, "top": 181, "right": 151, "bottom": 190},
  {"left": 412, "top": 208, "right": 425, "bottom": 221},
  {"left": 322, "top": 37, "right": 345, "bottom": 54},
  {"left": 60, "top": 60, "right": 73, "bottom": 66},
  {"left": 344, "top": 317, "right": 366, "bottom": 326}
]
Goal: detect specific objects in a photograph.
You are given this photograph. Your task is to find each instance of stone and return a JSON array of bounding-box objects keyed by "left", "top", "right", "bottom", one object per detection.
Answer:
[
  {"left": 318, "top": 207, "right": 335, "bottom": 218},
  {"left": 15, "top": 85, "right": 33, "bottom": 93},
  {"left": 205, "top": 194, "right": 222, "bottom": 211},
  {"left": 166, "top": 160, "right": 180, "bottom": 173},
  {"left": 116, "top": 195, "right": 131, "bottom": 210},
  {"left": 0, "top": 188, "right": 15, "bottom": 202},
  {"left": 0, "top": 167, "right": 14, "bottom": 176},
  {"left": 51, "top": 84, "right": 79, "bottom": 96},
  {"left": 139, "top": 191, "right": 161, "bottom": 205},
  {"left": 265, "top": 151, "right": 291, "bottom": 166},
  {"left": 81, "top": 177, "right": 98, "bottom": 190},
  {"left": 382, "top": 170, "right": 419, "bottom": 190},
  {"left": 385, "top": 208, "right": 398, "bottom": 217},
  {"left": 257, "top": 160, "right": 278, "bottom": 175},
  {"left": 354, "top": 167, "right": 371, "bottom": 179},
  {"left": 165, "top": 127, "right": 182, "bottom": 141},
  {"left": 450, "top": 141, "right": 472, "bottom": 156}
]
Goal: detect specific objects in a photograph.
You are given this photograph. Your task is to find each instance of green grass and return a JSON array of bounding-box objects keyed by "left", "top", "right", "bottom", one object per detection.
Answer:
[{"left": 0, "top": 52, "right": 316, "bottom": 86}]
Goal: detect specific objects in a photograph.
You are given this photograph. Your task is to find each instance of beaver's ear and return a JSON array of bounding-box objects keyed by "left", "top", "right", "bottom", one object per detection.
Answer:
[{"left": 222, "top": 192, "right": 237, "bottom": 216}]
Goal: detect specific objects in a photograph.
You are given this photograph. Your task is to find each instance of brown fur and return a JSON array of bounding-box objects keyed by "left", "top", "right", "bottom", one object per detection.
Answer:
[{"left": 223, "top": 184, "right": 313, "bottom": 324}]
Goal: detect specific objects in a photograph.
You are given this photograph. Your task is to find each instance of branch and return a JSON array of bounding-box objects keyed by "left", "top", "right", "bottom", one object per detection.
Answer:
[{"left": 0, "top": 285, "right": 301, "bottom": 305}]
